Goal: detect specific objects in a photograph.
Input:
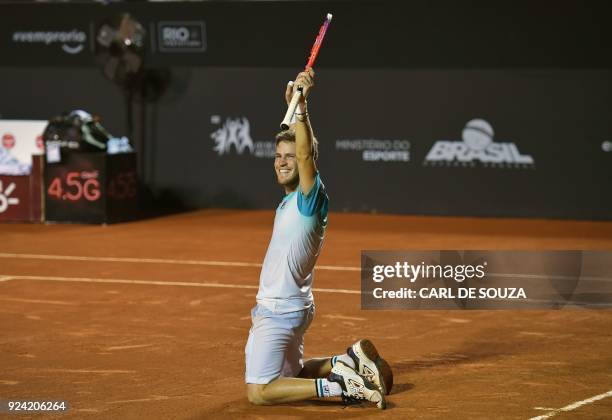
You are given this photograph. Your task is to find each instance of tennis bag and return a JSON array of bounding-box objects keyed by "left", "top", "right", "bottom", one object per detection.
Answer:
[{"left": 43, "top": 110, "right": 113, "bottom": 154}]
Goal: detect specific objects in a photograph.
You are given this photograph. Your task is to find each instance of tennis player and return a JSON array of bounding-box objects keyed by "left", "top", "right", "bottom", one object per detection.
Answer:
[{"left": 244, "top": 68, "right": 390, "bottom": 409}]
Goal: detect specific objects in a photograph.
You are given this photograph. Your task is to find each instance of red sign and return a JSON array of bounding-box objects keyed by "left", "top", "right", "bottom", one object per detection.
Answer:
[{"left": 2, "top": 133, "right": 16, "bottom": 149}]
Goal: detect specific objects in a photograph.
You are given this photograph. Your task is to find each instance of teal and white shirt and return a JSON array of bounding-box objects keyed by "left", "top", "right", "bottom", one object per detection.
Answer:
[{"left": 256, "top": 173, "right": 329, "bottom": 313}]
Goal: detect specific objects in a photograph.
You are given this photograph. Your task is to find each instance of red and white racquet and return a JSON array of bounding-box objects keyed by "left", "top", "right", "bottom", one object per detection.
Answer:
[{"left": 280, "top": 13, "right": 333, "bottom": 130}]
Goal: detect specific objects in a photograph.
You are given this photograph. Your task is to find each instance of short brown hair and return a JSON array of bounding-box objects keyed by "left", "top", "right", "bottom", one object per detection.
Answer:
[{"left": 275, "top": 128, "right": 319, "bottom": 160}]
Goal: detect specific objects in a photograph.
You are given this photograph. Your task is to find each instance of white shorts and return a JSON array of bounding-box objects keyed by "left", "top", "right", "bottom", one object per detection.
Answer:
[{"left": 244, "top": 303, "right": 315, "bottom": 384}]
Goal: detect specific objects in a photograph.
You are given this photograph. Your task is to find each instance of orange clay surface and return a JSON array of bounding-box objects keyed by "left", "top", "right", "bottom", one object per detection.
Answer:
[{"left": 1, "top": 210, "right": 612, "bottom": 419}]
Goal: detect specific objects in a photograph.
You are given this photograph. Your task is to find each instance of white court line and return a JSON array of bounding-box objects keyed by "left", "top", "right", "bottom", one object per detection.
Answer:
[
  {"left": 0, "top": 276, "right": 11, "bottom": 282},
  {"left": 0, "top": 274, "right": 361, "bottom": 295},
  {"left": 529, "top": 389, "right": 612, "bottom": 420},
  {"left": 0, "top": 252, "right": 360, "bottom": 272},
  {"left": 2, "top": 253, "right": 610, "bottom": 280}
]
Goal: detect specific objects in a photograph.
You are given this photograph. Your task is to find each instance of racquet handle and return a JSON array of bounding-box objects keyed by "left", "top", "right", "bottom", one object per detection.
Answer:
[{"left": 280, "top": 88, "right": 302, "bottom": 130}]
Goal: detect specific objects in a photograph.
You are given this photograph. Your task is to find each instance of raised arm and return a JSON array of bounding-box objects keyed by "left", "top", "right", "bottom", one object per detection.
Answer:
[{"left": 285, "top": 68, "right": 317, "bottom": 195}]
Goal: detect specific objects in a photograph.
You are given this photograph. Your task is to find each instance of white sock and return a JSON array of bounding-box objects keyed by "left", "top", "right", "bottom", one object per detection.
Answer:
[
  {"left": 331, "top": 353, "right": 356, "bottom": 370},
  {"left": 315, "top": 378, "right": 343, "bottom": 397}
]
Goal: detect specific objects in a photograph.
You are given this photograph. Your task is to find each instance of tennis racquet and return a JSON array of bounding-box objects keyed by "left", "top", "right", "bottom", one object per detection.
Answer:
[{"left": 280, "top": 13, "right": 333, "bottom": 130}]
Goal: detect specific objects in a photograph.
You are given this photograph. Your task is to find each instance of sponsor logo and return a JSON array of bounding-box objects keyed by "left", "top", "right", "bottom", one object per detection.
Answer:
[
  {"left": 424, "top": 119, "right": 534, "bottom": 168},
  {"left": 210, "top": 115, "right": 275, "bottom": 158},
  {"left": 158, "top": 21, "right": 206, "bottom": 52},
  {"left": 2, "top": 133, "right": 15, "bottom": 149},
  {"left": 335, "top": 138, "right": 411, "bottom": 162},
  {"left": 602, "top": 141, "right": 612, "bottom": 153},
  {"left": 347, "top": 378, "right": 365, "bottom": 397},
  {"left": 363, "top": 365, "right": 376, "bottom": 377},
  {"left": 12, "top": 30, "right": 87, "bottom": 54},
  {"left": 0, "top": 180, "right": 19, "bottom": 213}
]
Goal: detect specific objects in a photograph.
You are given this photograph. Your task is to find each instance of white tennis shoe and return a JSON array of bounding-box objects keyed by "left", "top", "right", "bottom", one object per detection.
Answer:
[
  {"left": 348, "top": 339, "right": 390, "bottom": 395},
  {"left": 328, "top": 361, "right": 386, "bottom": 409}
]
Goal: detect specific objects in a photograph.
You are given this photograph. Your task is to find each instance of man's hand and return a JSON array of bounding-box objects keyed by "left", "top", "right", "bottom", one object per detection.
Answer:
[{"left": 285, "top": 68, "right": 315, "bottom": 113}]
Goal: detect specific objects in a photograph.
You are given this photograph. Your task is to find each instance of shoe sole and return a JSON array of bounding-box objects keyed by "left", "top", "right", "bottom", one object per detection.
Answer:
[
  {"left": 373, "top": 390, "right": 386, "bottom": 410},
  {"left": 377, "top": 357, "right": 393, "bottom": 395},
  {"left": 353, "top": 339, "right": 392, "bottom": 395}
]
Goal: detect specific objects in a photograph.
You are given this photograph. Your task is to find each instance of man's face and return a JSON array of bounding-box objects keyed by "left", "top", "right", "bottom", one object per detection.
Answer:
[{"left": 274, "top": 140, "right": 299, "bottom": 189}]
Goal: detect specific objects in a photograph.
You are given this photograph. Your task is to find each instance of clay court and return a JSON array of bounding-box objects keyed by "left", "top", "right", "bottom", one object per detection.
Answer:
[{"left": 1, "top": 210, "right": 611, "bottom": 419}]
